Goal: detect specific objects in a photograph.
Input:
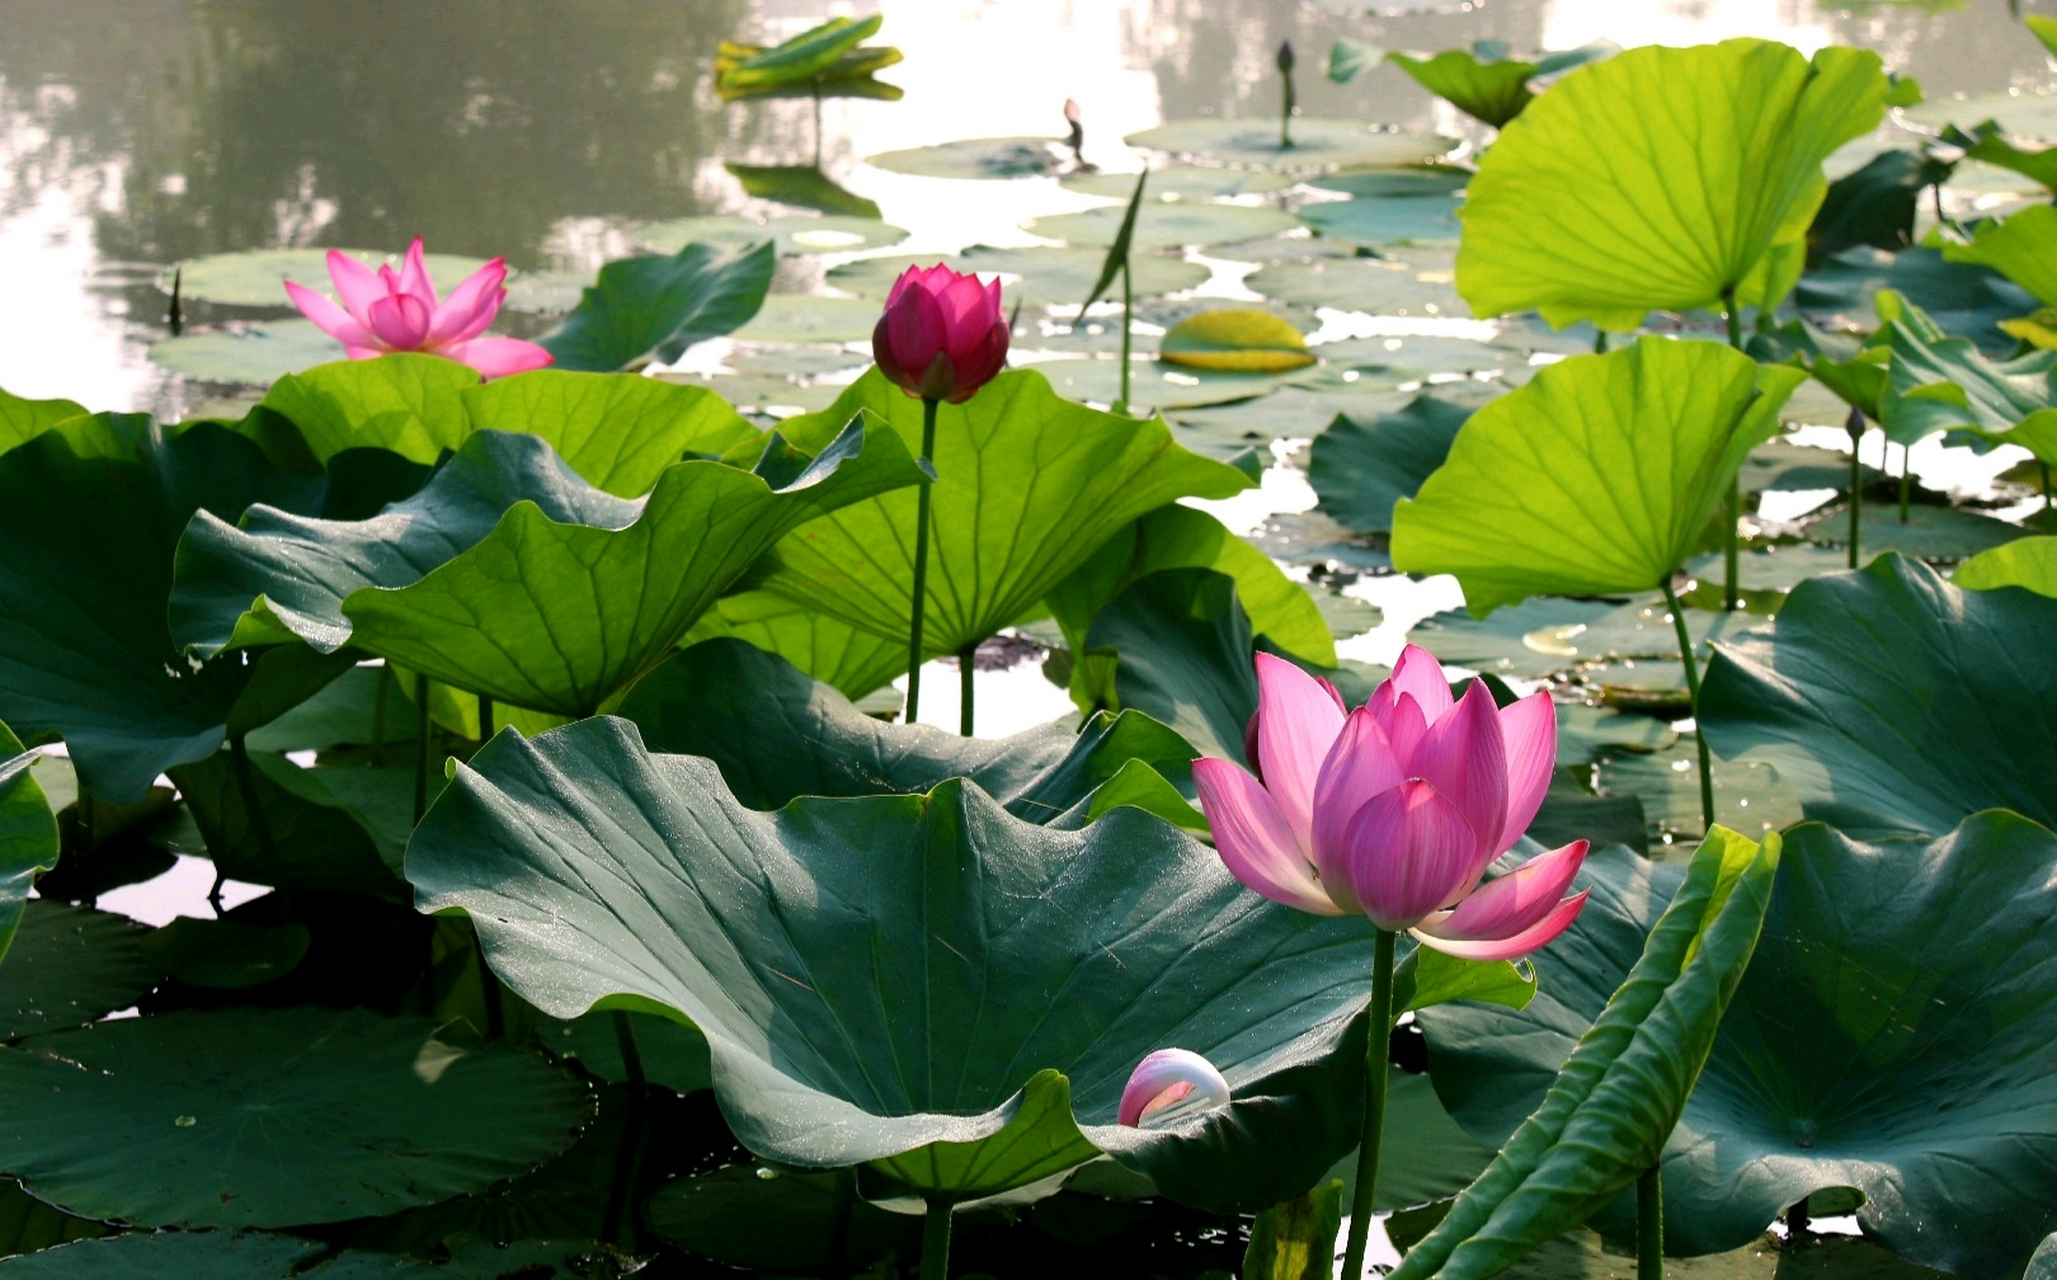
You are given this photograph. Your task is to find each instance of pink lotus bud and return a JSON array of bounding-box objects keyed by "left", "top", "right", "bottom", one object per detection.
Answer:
[
  {"left": 870, "top": 264, "right": 1010, "bottom": 404},
  {"left": 285, "top": 237, "right": 552, "bottom": 379},
  {"left": 1118, "top": 1048, "right": 1232, "bottom": 1128},
  {"left": 1193, "top": 649, "right": 1588, "bottom": 960}
]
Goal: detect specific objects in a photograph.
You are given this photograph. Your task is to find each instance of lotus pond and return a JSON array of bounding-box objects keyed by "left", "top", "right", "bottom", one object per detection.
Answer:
[{"left": 3, "top": 1, "right": 2057, "bottom": 1277}]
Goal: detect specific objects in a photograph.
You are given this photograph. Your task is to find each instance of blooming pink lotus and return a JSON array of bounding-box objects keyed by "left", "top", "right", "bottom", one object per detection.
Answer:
[
  {"left": 871, "top": 264, "right": 1009, "bottom": 403},
  {"left": 1118, "top": 1048, "right": 1231, "bottom": 1128},
  {"left": 285, "top": 238, "right": 553, "bottom": 379},
  {"left": 1194, "top": 648, "right": 1588, "bottom": 961}
]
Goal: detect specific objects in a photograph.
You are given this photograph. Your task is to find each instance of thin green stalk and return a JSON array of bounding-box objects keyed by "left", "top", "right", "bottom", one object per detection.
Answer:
[
  {"left": 921, "top": 1198, "right": 954, "bottom": 1280},
  {"left": 1847, "top": 407, "right": 1864, "bottom": 571},
  {"left": 1899, "top": 446, "right": 1913, "bottom": 523},
  {"left": 413, "top": 673, "right": 431, "bottom": 823},
  {"left": 613, "top": 1009, "right": 647, "bottom": 1095},
  {"left": 479, "top": 946, "right": 505, "bottom": 1039},
  {"left": 1724, "top": 293, "right": 1745, "bottom": 610},
  {"left": 601, "top": 1010, "right": 650, "bottom": 1249},
  {"left": 2042, "top": 459, "right": 2052, "bottom": 511},
  {"left": 1117, "top": 257, "right": 1134, "bottom": 412},
  {"left": 1278, "top": 48, "right": 1296, "bottom": 149},
  {"left": 167, "top": 266, "right": 183, "bottom": 337},
  {"left": 1593, "top": 329, "right": 1609, "bottom": 354},
  {"left": 1661, "top": 580, "right": 1716, "bottom": 834},
  {"left": 228, "top": 731, "right": 280, "bottom": 871},
  {"left": 1638, "top": 1165, "right": 1664, "bottom": 1280},
  {"left": 1340, "top": 929, "right": 1398, "bottom": 1280},
  {"left": 478, "top": 694, "right": 495, "bottom": 743},
  {"left": 904, "top": 398, "right": 940, "bottom": 725},
  {"left": 958, "top": 643, "right": 976, "bottom": 737}
]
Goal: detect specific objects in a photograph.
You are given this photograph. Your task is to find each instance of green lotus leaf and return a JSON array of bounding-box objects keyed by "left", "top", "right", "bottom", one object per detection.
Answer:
[
  {"left": 1795, "top": 246, "right": 2033, "bottom": 352},
  {"left": 1124, "top": 119, "right": 1453, "bottom": 171},
  {"left": 1700, "top": 553, "right": 2056, "bottom": 837},
  {"left": 261, "top": 353, "right": 478, "bottom": 464},
  {"left": 682, "top": 589, "right": 907, "bottom": 699},
  {"left": 1390, "top": 339, "right": 1805, "bottom": 614},
  {"left": 0, "top": 902, "right": 157, "bottom": 1039},
  {"left": 1388, "top": 48, "right": 1540, "bottom": 127},
  {"left": 1875, "top": 296, "right": 2057, "bottom": 457},
  {"left": 541, "top": 1010, "right": 711, "bottom": 1096},
  {"left": 0, "top": 1006, "right": 588, "bottom": 1228},
  {"left": 828, "top": 245, "right": 1209, "bottom": 311},
  {"left": 864, "top": 136, "right": 1064, "bottom": 180},
  {"left": 1074, "top": 566, "right": 1261, "bottom": 767},
  {"left": 2034, "top": 1234, "right": 2057, "bottom": 1280},
  {"left": 1245, "top": 1180, "right": 1345, "bottom": 1280},
  {"left": 1457, "top": 40, "right": 1893, "bottom": 329},
  {"left": 0, "top": 727, "right": 55, "bottom": 959},
  {"left": 0, "top": 387, "right": 86, "bottom": 455},
  {"left": 538, "top": 240, "right": 774, "bottom": 373},
  {"left": 458, "top": 369, "right": 758, "bottom": 497},
  {"left": 166, "top": 247, "right": 492, "bottom": 309},
  {"left": 1247, "top": 250, "right": 1465, "bottom": 315},
  {"left": 1795, "top": 502, "right": 2026, "bottom": 560},
  {"left": 744, "top": 368, "right": 1250, "bottom": 665},
  {"left": 1422, "top": 813, "right": 2057, "bottom": 1280},
  {"left": 617, "top": 637, "right": 1196, "bottom": 827},
  {"left": 172, "top": 417, "right": 920, "bottom": 716},
  {"left": 717, "top": 16, "right": 891, "bottom": 92},
  {"left": 1299, "top": 194, "right": 1463, "bottom": 246},
  {"left": 1022, "top": 203, "right": 1298, "bottom": 250},
  {"left": 1159, "top": 310, "right": 1316, "bottom": 373},
  {"left": 1061, "top": 165, "right": 1293, "bottom": 199},
  {"left": 0, "top": 1231, "right": 603, "bottom": 1278},
  {"left": 1809, "top": 149, "right": 1955, "bottom": 264},
  {"left": 406, "top": 717, "right": 1381, "bottom": 1212},
  {"left": 1308, "top": 394, "right": 1471, "bottom": 534},
  {"left": 1395, "top": 827, "right": 1778, "bottom": 1280},
  {"left": 647, "top": 1165, "right": 915, "bottom": 1271},
  {"left": 1956, "top": 534, "right": 2057, "bottom": 594},
  {"left": 137, "top": 918, "right": 310, "bottom": 989},
  {"left": 1944, "top": 203, "right": 2057, "bottom": 305},
  {"left": 0, "top": 414, "right": 379, "bottom": 805},
  {"left": 1307, "top": 165, "right": 1471, "bottom": 199},
  {"left": 147, "top": 319, "right": 344, "bottom": 385}
]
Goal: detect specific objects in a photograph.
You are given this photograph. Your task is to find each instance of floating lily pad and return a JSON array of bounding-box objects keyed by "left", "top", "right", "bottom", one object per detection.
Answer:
[
  {"left": 146, "top": 321, "right": 344, "bottom": 385},
  {"left": 1794, "top": 246, "right": 2032, "bottom": 352},
  {"left": 1024, "top": 358, "right": 1277, "bottom": 411},
  {"left": 1556, "top": 704, "right": 1679, "bottom": 766},
  {"left": 0, "top": 1232, "right": 608, "bottom": 1278},
  {"left": 0, "top": 903, "right": 157, "bottom": 1040},
  {"left": 1125, "top": 120, "right": 1453, "bottom": 171},
  {"left": 1299, "top": 195, "right": 1463, "bottom": 245},
  {"left": 828, "top": 246, "right": 1209, "bottom": 311},
  {"left": 635, "top": 214, "right": 908, "bottom": 258},
  {"left": 1307, "top": 166, "right": 1471, "bottom": 198},
  {"left": 1408, "top": 597, "right": 1620, "bottom": 680},
  {"left": 1061, "top": 166, "right": 1293, "bottom": 199},
  {"left": 0, "top": 1007, "right": 589, "bottom": 1228},
  {"left": 729, "top": 294, "right": 883, "bottom": 343},
  {"left": 1160, "top": 310, "right": 1314, "bottom": 372},
  {"left": 865, "top": 136, "right": 1064, "bottom": 179},
  {"left": 136, "top": 918, "right": 310, "bottom": 990},
  {"left": 1597, "top": 738, "right": 1803, "bottom": 844},
  {"left": 1796, "top": 503, "right": 2025, "bottom": 559},
  {"left": 1170, "top": 385, "right": 1413, "bottom": 454},
  {"left": 1246, "top": 252, "right": 1465, "bottom": 316},
  {"left": 1023, "top": 203, "right": 1298, "bottom": 250},
  {"left": 168, "top": 248, "right": 493, "bottom": 309}
]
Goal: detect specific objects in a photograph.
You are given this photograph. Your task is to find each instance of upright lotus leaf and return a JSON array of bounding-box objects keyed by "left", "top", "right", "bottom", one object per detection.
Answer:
[
  {"left": 1391, "top": 339, "right": 1806, "bottom": 614},
  {"left": 1700, "top": 554, "right": 2057, "bottom": 837},
  {"left": 1956, "top": 535, "right": 2057, "bottom": 595},
  {"left": 1394, "top": 827, "right": 1778, "bottom": 1280},
  {"left": 166, "top": 749, "right": 418, "bottom": 900},
  {"left": 1045, "top": 503, "right": 1334, "bottom": 669},
  {"left": 617, "top": 637, "right": 1197, "bottom": 827},
  {"left": 539, "top": 241, "right": 775, "bottom": 373},
  {"left": 1384, "top": 41, "right": 1614, "bottom": 128},
  {"left": 1308, "top": 394, "right": 1472, "bottom": 534},
  {"left": 458, "top": 370, "right": 758, "bottom": 497},
  {"left": 262, "top": 354, "right": 478, "bottom": 465},
  {"left": 0, "top": 726, "right": 56, "bottom": 960},
  {"left": 0, "top": 387, "right": 86, "bottom": 454},
  {"left": 1808, "top": 149, "right": 1955, "bottom": 265},
  {"left": 405, "top": 717, "right": 1384, "bottom": 1212},
  {"left": 1877, "top": 297, "right": 2057, "bottom": 456},
  {"left": 747, "top": 368, "right": 1251, "bottom": 663},
  {"left": 1944, "top": 204, "right": 2057, "bottom": 306},
  {"left": 0, "top": 414, "right": 349, "bottom": 804},
  {"left": 1945, "top": 120, "right": 2057, "bottom": 194},
  {"left": 715, "top": 16, "right": 897, "bottom": 97},
  {"left": 1081, "top": 568, "right": 1258, "bottom": 764},
  {"left": 1458, "top": 40, "right": 1893, "bottom": 330},
  {"left": 1797, "top": 246, "right": 2038, "bottom": 353},
  {"left": 1424, "top": 814, "right": 2057, "bottom": 1280},
  {"left": 682, "top": 590, "right": 907, "bottom": 699},
  {"left": 173, "top": 418, "right": 921, "bottom": 716}
]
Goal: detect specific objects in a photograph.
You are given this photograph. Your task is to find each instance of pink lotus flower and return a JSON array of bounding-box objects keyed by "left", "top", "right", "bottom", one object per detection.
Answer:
[
  {"left": 1118, "top": 1048, "right": 1231, "bottom": 1128},
  {"left": 871, "top": 264, "right": 1009, "bottom": 403},
  {"left": 1194, "top": 648, "right": 1588, "bottom": 961},
  {"left": 284, "top": 238, "right": 553, "bottom": 379}
]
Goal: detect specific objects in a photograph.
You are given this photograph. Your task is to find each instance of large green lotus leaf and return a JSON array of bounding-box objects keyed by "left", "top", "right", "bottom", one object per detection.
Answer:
[
  {"left": 1457, "top": 41, "right": 1892, "bottom": 329},
  {"left": 1391, "top": 339, "right": 1805, "bottom": 614},
  {"left": 405, "top": 717, "right": 1380, "bottom": 1212},
  {"left": 1124, "top": 119, "right": 1453, "bottom": 171},
  {"left": 1875, "top": 301, "right": 2057, "bottom": 455},
  {"left": 539, "top": 241, "right": 774, "bottom": 373},
  {"left": 1045, "top": 503, "right": 1335, "bottom": 666},
  {"left": 1388, "top": 48, "right": 1540, "bottom": 127},
  {"left": 0, "top": 1232, "right": 605, "bottom": 1278},
  {"left": 261, "top": 354, "right": 478, "bottom": 465},
  {"left": 746, "top": 368, "right": 1250, "bottom": 662},
  {"left": 0, "top": 388, "right": 86, "bottom": 454},
  {"left": 1700, "top": 553, "right": 2057, "bottom": 837},
  {"left": 1308, "top": 394, "right": 1471, "bottom": 533},
  {"left": 166, "top": 750, "right": 417, "bottom": 900},
  {"left": 0, "top": 1007, "right": 588, "bottom": 1228},
  {"left": 0, "top": 902, "right": 157, "bottom": 1039},
  {"left": 1596, "top": 736, "right": 1803, "bottom": 846},
  {"left": 173, "top": 418, "right": 921, "bottom": 716},
  {"left": 0, "top": 415, "right": 352, "bottom": 805},
  {"left": 1022, "top": 203, "right": 1298, "bottom": 250},
  {"left": 168, "top": 247, "right": 491, "bottom": 309},
  {"left": 827, "top": 246, "right": 1209, "bottom": 312},
  {"left": 681, "top": 589, "right": 906, "bottom": 699},
  {"left": 1299, "top": 195, "right": 1463, "bottom": 246},
  {"left": 1956, "top": 534, "right": 2057, "bottom": 594},
  {"left": 147, "top": 320, "right": 344, "bottom": 385},
  {"left": 1395, "top": 828, "right": 1778, "bottom": 1280},
  {"left": 1809, "top": 149, "right": 1955, "bottom": 265},
  {"left": 458, "top": 370, "right": 757, "bottom": 498},
  {"left": 1795, "top": 246, "right": 2033, "bottom": 351},
  {"left": 1084, "top": 568, "right": 1259, "bottom": 765},
  {"left": 617, "top": 637, "right": 1196, "bottom": 826},
  {"left": 0, "top": 728, "right": 55, "bottom": 958},
  {"left": 1424, "top": 813, "right": 2057, "bottom": 1280},
  {"left": 648, "top": 1164, "right": 916, "bottom": 1271},
  {"left": 1943, "top": 203, "right": 2057, "bottom": 305}
]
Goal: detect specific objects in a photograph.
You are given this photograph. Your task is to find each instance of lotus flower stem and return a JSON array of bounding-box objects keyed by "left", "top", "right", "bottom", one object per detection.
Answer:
[
  {"left": 1278, "top": 41, "right": 1297, "bottom": 149},
  {"left": 1723, "top": 293, "right": 1744, "bottom": 611},
  {"left": 167, "top": 266, "right": 183, "bottom": 338},
  {"left": 1118, "top": 253, "right": 1134, "bottom": 413},
  {"left": 478, "top": 694, "right": 495, "bottom": 743},
  {"left": 612, "top": 1009, "right": 647, "bottom": 1095},
  {"left": 1847, "top": 406, "right": 1864, "bottom": 571},
  {"left": 1899, "top": 447, "right": 1912, "bottom": 523},
  {"left": 228, "top": 731, "right": 281, "bottom": 871},
  {"left": 958, "top": 643, "right": 976, "bottom": 736},
  {"left": 479, "top": 947, "right": 505, "bottom": 1039},
  {"left": 1340, "top": 928, "right": 1398, "bottom": 1280},
  {"left": 1660, "top": 581, "right": 1716, "bottom": 834},
  {"left": 413, "top": 673, "right": 432, "bottom": 823},
  {"left": 921, "top": 1198, "right": 954, "bottom": 1280},
  {"left": 1637, "top": 1165, "right": 1664, "bottom": 1279},
  {"left": 1594, "top": 330, "right": 1609, "bottom": 354},
  {"left": 905, "top": 397, "right": 940, "bottom": 725}
]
